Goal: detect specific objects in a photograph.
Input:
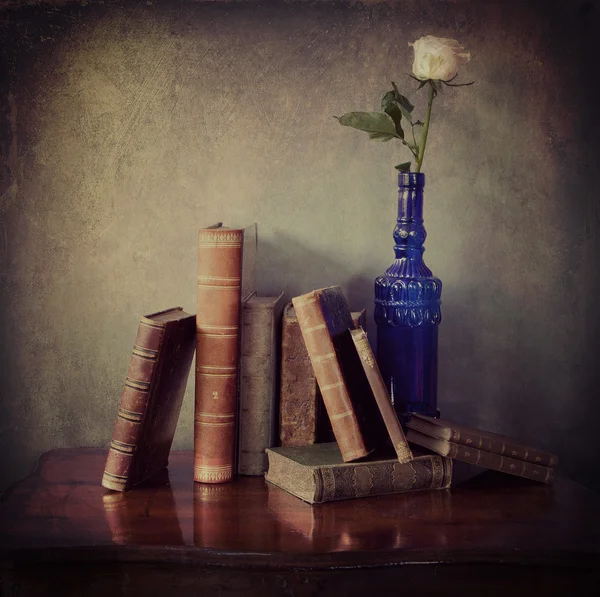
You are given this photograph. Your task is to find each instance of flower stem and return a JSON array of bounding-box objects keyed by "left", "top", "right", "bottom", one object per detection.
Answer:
[{"left": 415, "top": 81, "right": 436, "bottom": 173}]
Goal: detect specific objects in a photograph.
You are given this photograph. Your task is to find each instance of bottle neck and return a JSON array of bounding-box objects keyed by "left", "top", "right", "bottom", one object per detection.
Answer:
[{"left": 393, "top": 173, "right": 426, "bottom": 260}]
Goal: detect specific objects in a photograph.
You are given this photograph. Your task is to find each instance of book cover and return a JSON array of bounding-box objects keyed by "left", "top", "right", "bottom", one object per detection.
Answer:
[
  {"left": 102, "top": 307, "right": 196, "bottom": 492},
  {"left": 237, "top": 291, "right": 285, "bottom": 475},
  {"left": 406, "top": 428, "right": 555, "bottom": 483},
  {"left": 194, "top": 223, "right": 257, "bottom": 484},
  {"left": 265, "top": 442, "right": 452, "bottom": 504},
  {"left": 407, "top": 413, "right": 558, "bottom": 468},
  {"left": 279, "top": 304, "right": 366, "bottom": 447},
  {"left": 347, "top": 327, "right": 413, "bottom": 464}
]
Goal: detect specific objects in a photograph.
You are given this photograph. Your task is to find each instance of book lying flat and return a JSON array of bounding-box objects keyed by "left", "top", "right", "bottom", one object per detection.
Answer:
[
  {"left": 406, "top": 428, "right": 555, "bottom": 484},
  {"left": 265, "top": 442, "right": 452, "bottom": 504},
  {"left": 407, "top": 414, "right": 558, "bottom": 468}
]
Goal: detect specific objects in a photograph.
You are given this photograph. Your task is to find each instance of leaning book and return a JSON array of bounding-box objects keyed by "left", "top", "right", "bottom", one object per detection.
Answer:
[
  {"left": 265, "top": 442, "right": 452, "bottom": 504},
  {"left": 102, "top": 307, "right": 196, "bottom": 492}
]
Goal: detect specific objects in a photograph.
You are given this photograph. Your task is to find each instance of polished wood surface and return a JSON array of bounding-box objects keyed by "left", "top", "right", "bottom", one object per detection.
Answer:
[{"left": 1, "top": 448, "right": 600, "bottom": 596}]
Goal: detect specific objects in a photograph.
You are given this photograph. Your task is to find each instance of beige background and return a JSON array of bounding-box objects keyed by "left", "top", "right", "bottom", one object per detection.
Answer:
[{"left": 1, "top": 0, "right": 599, "bottom": 492}]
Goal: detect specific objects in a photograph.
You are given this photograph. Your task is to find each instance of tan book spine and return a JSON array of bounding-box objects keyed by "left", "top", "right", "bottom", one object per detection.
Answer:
[
  {"left": 265, "top": 447, "right": 451, "bottom": 504},
  {"left": 238, "top": 292, "right": 285, "bottom": 475},
  {"left": 409, "top": 414, "right": 558, "bottom": 468},
  {"left": 194, "top": 227, "right": 244, "bottom": 484},
  {"left": 406, "top": 429, "right": 555, "bottom": 483},
  {"left": 291, "top": 291, "right": 370, "bottom": 462},
  {"left": 349, "top": 327, "right": 413, "bottom": 464},
  {"left": 102, "top": 316, "right": 166, "bottom": 491}
]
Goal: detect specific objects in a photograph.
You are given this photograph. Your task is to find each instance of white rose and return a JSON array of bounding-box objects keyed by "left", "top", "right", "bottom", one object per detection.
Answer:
[{"left": 409, "top": 35, "right": 471, "bottom": 81}]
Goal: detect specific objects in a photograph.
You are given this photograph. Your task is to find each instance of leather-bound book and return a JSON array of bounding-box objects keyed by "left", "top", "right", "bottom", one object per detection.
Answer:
[
  {"left": 407, "top": 413, "right": 558, "bottom": 468},
  {"left": 292, "top": 286, "right": 405, "bottom": 462},
  {"left": 406, "top": 428, "right": 555, "bottom": 483},
  {"left": 102, "top": 308, "right": 195, "bottom": 492},
  {"left": 237, "top": 291, "right": 285, "bottom": 476},
  {"left": 194, "top": 223, "right": 256, "bottom": 484},
  {"left": 279, "top": 305, "right": 366, "bottom": 447},
  {"left": 348, "top": 327, "right": 412, "bottom": 463},
  {"left": 265, "top": 443, "right": 452, "bottom": 504}
]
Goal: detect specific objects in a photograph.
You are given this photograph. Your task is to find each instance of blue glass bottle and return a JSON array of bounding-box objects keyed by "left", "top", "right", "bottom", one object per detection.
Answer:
[{"left": 374, "top": 172, "right": 442, "bottom": 420}]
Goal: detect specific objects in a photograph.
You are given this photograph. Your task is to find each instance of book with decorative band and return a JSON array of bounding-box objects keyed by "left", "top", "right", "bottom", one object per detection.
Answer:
[
  {"left": 194, "top": 223, "right": 256, "bottom": 484},
  {"left": 102, "top": 307, "right": 196, "bottom": 491},
  {"left": 265, "top": 442, "right": 452, "bottom": 504}
]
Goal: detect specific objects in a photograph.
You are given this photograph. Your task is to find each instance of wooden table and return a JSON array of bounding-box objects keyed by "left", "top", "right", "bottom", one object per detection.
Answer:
[{"left": 1, "top": 448, "right": 599, "bottom": 596}]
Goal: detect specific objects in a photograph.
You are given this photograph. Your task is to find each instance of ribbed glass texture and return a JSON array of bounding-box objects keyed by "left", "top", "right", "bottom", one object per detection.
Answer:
[{"left": 374, "top": 173, "right": 442, "bottom": 420}]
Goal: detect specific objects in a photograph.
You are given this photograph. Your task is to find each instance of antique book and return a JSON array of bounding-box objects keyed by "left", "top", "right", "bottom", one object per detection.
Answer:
[
  {"left": 237, "top": 291, "right": 285, "bottom": 476},
  {"left": 102, "top": 308, "right": 196, "bottom": 492},
  {"left": 407, "top": 413, "right": 558, "bottom": 468},
  {"left": 265, "top": 442, "right": 452, "bottom": 504},
  {"left": 292, "top": 286, "right": 406, "bottom": 462},
  {"left": 194, "top": 223, "right": 257, "bottom": 484},
  {"left": 279, "top": 304, "right": 366, "bottom": 447},
  {"left": 347, "top": 327, "right": 412, "bottom": 463},
  {"left": 406, "top": 428, "right": 555, "bottom": 483}
]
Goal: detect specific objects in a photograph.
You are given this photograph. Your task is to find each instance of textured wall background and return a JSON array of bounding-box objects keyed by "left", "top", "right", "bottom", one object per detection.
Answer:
[{"left": 1, "top": 0, "right": 599, "bottom": 493}]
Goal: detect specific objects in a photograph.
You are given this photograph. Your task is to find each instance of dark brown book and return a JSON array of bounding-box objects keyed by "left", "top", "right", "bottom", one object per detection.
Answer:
[
  {"left": 265, "top": 442, "right": 452, "bottom": 504},
  {"left": 407, "top": 413, "right": 558, "bottom": 468},
  {"left": 102, "top": 308, "right": 196, "bottom": 492},
  {"left": 194, "top": 223, "right": 256, "bottom": 484},
  {"left": 279, "top": 304, "right": 366, "bottom": 447},
  {"left": 406, "top": 428, "right": 555, "bottom": 484}
]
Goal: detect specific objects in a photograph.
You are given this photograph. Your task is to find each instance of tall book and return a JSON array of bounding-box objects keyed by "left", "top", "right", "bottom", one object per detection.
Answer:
[
  {"left": 102, "top": 308, "right": 196, "bottom": 492},
  {"left": 279, "top": 305, "right": 366, "bottom": 447},
  {"left": 265, "top": 443, "right": 452, "bottom": 504},
  {"left": 292, "top": 286, "right": 409, "bottom": 462},
  {"left": 407, "top": 413, "right": 558, "bottom": 467},
  {"left": 237, "top": 291, "right": 285, "bottom": 476},
  {"left": 194, "top": 223, "right": 256, "bottom": 484},
  {"left": 406, "top": 428, "right": 555, "bottom": 483}
]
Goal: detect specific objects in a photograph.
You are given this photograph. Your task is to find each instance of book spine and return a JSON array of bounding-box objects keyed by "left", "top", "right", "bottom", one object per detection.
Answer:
[
  {"left": 102, "top": 317, "right": 165, "bottom": 491},
  {"left": 445, "top": 443, "right": 555, "bottom": 483},
  {"left": 292, "top": 292, "right": 370, "bottom": 462},
  {"left": 279, "top": 304, "right": 320, "bottom": 447},
  {"left": 194, "top": 228, "right": 244, "bottom": 484},
  {"left": 238, "top": 296, "right": 283, "bottom": 475},
  {"left": 313, "top": 455, "right": 451, "bottom": 503},
  {"left": 350, "top": 327, "right": 413, "bottom": 464},
  {"left": 444, "top": 427, "right": 557, "bottom": 468}
]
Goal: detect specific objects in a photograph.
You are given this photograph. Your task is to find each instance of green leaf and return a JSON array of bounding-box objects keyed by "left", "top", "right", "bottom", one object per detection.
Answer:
[
  {"left": 395, "top": 162, "right": 412, "bottom": 172},
  {"left": 336, "top": 111, "right": 400, "bottom": 139},
  {"left": 369, "top": 132, "right": 396, "bottom": 142},
  {"left": 390, "top": 82, "right": 414, "bottom": 121},
  {"left": 380, "top": 92, "right": 405, "bottom": 138}
]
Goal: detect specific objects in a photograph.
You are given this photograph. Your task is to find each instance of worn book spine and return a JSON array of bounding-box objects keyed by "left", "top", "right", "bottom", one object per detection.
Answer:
[
  {"left": 292, "top": 291, "right": 370, "bottom": 462},
  {"left": 406, "top": 429, "right": 555, "bottom": 483},
  {"left": 102, "top": 316, "right": 166, "bottom": 491},
  {"left": 238, "top": 292, "right": 285, "bottom": 475},
  {"left": 408, "top": 414, "right": 558, "bottom": 468},
  {"left": 280, "top": 304, "right": 367, "bottom": 448},
  {"left": 194, "top": 227, "right": 244, "bottom": 483},
  {"left": 265, "top": 448, "right": 452, "bottom": 504},
  {"left": 349, "top": 327, "right": 413, "bottom": 464}
]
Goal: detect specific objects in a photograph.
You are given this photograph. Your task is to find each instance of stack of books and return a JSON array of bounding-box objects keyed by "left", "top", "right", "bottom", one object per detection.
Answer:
[{"left": 101, "top": 227, "right": 557, "bottom": 503}]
